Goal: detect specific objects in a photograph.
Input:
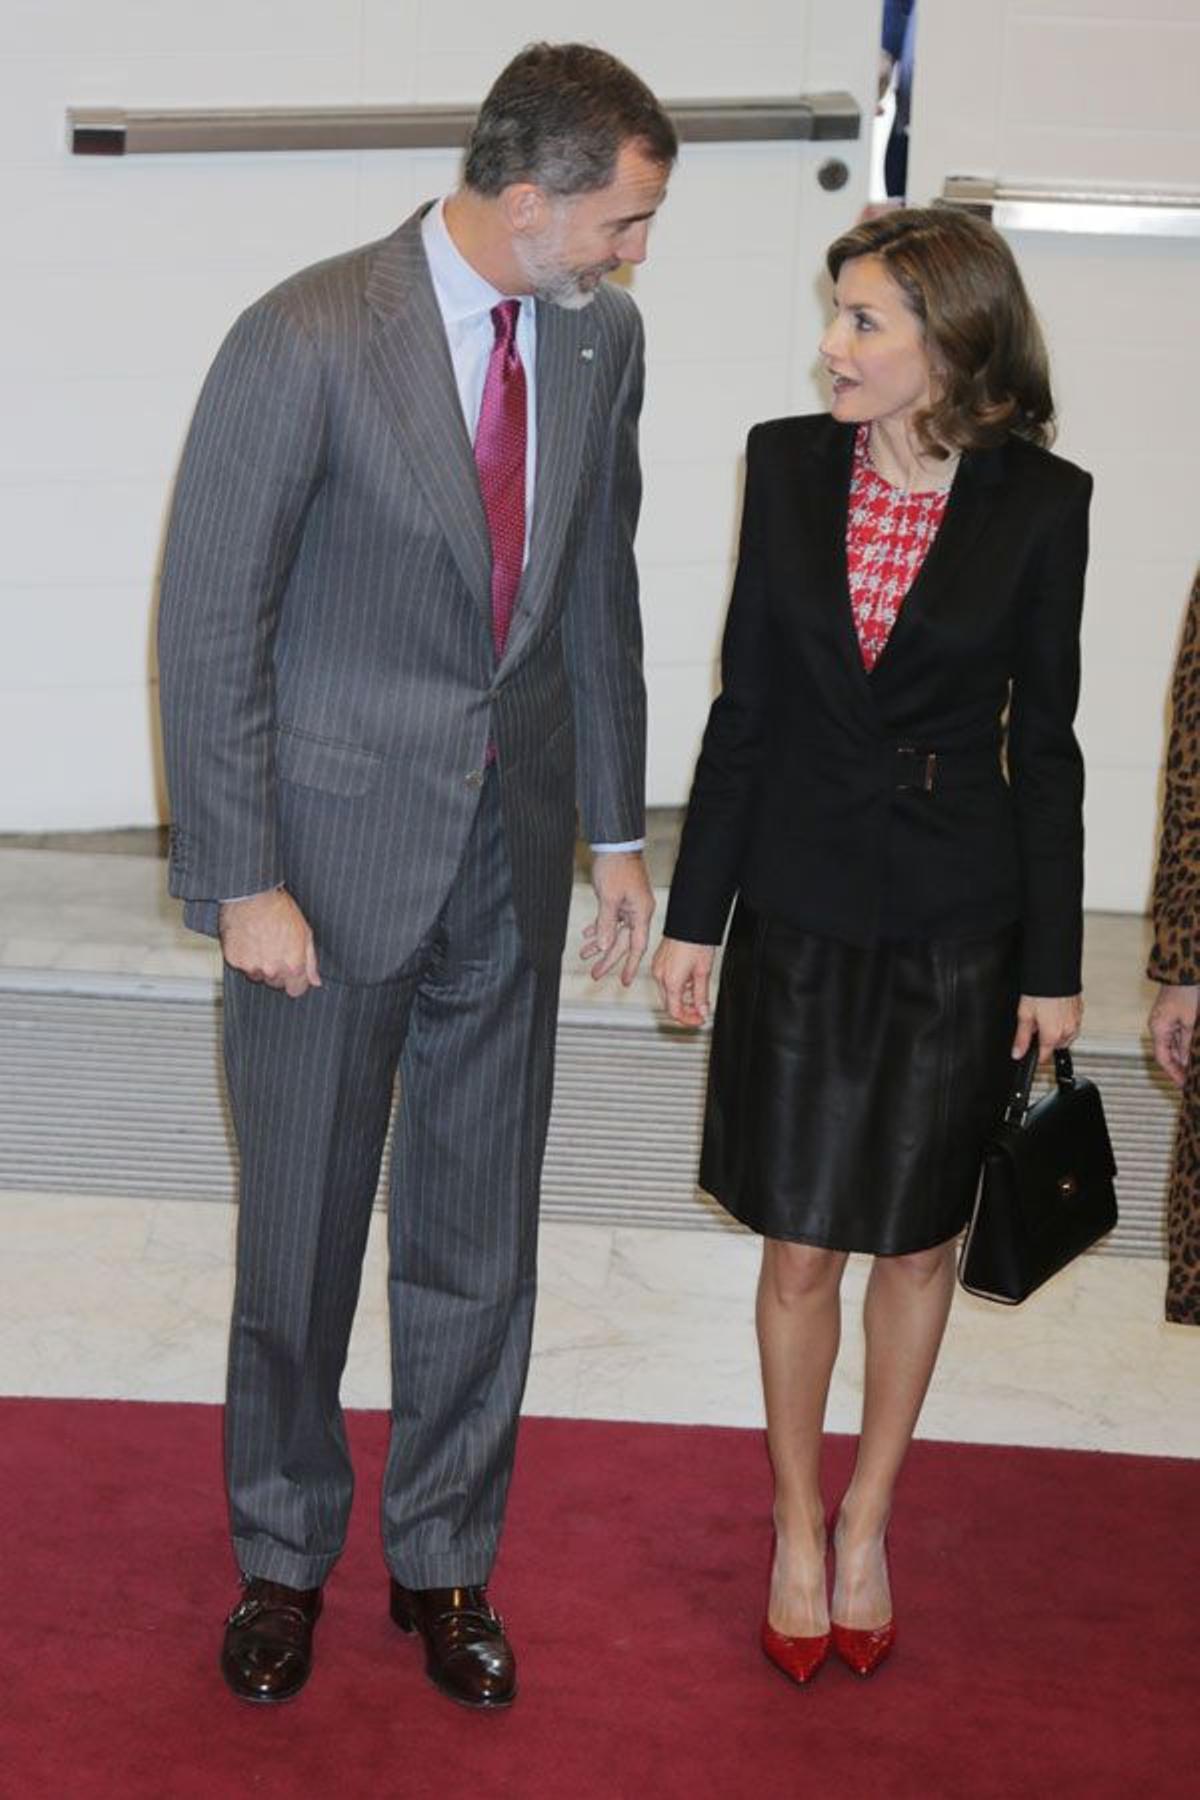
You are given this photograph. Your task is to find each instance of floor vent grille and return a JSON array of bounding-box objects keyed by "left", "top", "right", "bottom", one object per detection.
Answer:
[{"left": 0, "top": 979, "right": 1175, "bottom": 1257}]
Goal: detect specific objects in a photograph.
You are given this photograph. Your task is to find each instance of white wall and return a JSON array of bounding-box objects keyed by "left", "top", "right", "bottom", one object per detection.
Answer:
[
  {"left": 909, "top": 0, "right": 1200, "bottom": 915},
  {"left": 0, "top": 0, "right": 879, "bottom": 830}
]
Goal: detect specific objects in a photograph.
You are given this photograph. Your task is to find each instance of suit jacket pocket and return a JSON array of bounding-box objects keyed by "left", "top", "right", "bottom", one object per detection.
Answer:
[{"left": 275, "top": 725, "right": 383, "bottom": 797}]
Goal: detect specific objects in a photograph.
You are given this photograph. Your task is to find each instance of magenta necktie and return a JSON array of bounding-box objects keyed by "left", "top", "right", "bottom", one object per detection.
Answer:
[{"left": 474, "top": 299, "right": 527, "bottom": 661}]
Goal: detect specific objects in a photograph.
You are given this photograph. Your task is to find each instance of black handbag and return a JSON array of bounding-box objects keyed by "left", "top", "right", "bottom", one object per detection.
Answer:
[{"left": 958, "top": 1044, "right": 1118, "bottom": 1304}]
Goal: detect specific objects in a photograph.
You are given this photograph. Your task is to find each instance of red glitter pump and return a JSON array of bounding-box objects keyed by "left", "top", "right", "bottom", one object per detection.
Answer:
[
  {"left": 829, "top": 1510, "right": 897, "bottom": 1676},
  {"left": 830, "top": 1617, "right": 897, "bottom": 1678},
  {"left": 761, "top": 1532, "right": 831, "bottom": 1685},
  {"left": 761, "top": 1618, "right": 831, "bottom": 1686}
]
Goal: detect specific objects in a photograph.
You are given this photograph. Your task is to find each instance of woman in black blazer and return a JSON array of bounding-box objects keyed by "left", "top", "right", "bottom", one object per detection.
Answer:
[{"left": 654, "top": 209, "right": 1090, "bottom": 1683}]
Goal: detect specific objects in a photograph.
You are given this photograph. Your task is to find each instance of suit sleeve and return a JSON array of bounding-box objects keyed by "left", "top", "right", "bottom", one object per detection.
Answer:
[
  {"left": 561, "top": 307, "right": 647, "bottom": 846},
  {"left": 1007, "top": 468, "right": 1091, "bottom": 994},
  {"left": 1149, "top": 577, "right": 1200, "bottom": 984},
  {"left": 662, "top": 426, "right": 773, "bottom": 945},
  {"left": 882, "top": 0, "right": 915, "bottom": 61},
  {"left": 157, "top": 296, "right": 327, "bottom": 923}
]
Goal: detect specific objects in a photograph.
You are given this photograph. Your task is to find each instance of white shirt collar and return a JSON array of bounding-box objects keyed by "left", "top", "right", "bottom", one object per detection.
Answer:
[{"left": 421, "top": 197, "right": 523, "bottom": 326}]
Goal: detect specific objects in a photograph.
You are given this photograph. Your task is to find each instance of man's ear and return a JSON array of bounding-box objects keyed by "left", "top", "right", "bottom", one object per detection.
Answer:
[{"left": 502, "top": 182, "right": 547, "bottom": 237}]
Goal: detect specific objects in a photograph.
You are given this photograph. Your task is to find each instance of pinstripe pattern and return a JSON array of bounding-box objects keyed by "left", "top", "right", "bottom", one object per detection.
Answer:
[
  {"left": 158, "top": 206, "right": 647, "bottom": 977},
  {"left": 222, "top": 776, "right": 558, "bottom": 1587},
  {"left": 156, "top": 205, "right": 648, "bottom": 1587}
]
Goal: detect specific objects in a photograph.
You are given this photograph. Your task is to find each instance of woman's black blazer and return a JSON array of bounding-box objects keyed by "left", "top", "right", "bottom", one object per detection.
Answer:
[{"left": 663, "top": 414, "right": 1092, "bottom": 996}]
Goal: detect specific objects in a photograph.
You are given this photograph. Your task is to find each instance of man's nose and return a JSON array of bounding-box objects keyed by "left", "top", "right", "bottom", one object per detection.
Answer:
[{"left": 619, "top": 222, "right": 651, "bottom": 265}]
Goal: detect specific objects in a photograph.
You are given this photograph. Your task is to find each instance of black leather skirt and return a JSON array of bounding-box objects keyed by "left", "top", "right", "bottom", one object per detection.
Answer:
[{"left": 701, "top": 902, "right": 1020, "bottom": 1255}]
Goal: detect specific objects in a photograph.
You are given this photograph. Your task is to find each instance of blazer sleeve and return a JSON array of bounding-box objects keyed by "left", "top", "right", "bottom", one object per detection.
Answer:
[
  {"left": 663, "top": 426, "right": 773, "bottom": 945},
  {"left": 562, "top": 306, "right": 647, "bottom": 846},
  {"left": 1149, "top": 577, "right": 1200, "bottom": 985},
  {"left": 1006, "top": 467, "right": 1092, "bottom": 994},
  {"left": 157, "top": 295, "right": 328, "bottom": 916}
]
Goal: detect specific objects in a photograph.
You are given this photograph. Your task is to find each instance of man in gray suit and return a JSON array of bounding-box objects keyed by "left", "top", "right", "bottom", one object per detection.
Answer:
[{"left": 158, "top": 43, "right": 675, "bottom": 1710}]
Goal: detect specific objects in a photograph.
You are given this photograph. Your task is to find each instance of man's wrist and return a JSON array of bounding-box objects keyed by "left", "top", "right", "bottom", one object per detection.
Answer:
[{"left": 221, "top": 884, "right": 284, "bottom": 905}]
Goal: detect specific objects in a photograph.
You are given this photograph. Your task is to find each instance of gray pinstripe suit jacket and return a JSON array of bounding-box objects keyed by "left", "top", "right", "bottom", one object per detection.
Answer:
[{"left": 158, "top": 206, "right": 647, "bottom": 980}]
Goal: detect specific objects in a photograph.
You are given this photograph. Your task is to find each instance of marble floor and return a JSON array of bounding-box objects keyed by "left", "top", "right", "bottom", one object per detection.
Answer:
[
  {"left": 0, "top": 839, "right": 1193, "bottom": 1461},
  {"left": 1, "top": 1188, "right": 1194, "bottom": 1458}
]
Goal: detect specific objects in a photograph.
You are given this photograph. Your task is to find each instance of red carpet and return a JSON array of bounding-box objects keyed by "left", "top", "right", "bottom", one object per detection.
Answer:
[{"left": 0, "top": 1401, "right": 1197, "bottom": 1799}]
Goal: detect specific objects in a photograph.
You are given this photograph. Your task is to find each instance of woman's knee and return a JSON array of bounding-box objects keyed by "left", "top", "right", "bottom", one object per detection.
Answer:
[
  {"left": 875, "top": 1240, "right": 956, "bottom": 1289},
  {"left": 761, "top": 1238, "right": 846, "bottom": 1305}
]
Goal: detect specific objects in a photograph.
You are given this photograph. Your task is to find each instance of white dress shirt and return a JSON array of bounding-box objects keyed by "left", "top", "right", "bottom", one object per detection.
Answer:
[
  {"left": 421, "top": 199, "right": 642, "bottom": 858},
  {"left": 420, "top": 199, "right": 538, "bottom": 562}
]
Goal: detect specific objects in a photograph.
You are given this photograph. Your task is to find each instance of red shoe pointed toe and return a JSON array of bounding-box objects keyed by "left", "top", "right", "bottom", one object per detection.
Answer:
[
  {"left": 830, "top": 1618, "right": 896, "bottom": 1677},
  {"left": 761, "top": 1619, "right": 831, "bottom": 1686}
]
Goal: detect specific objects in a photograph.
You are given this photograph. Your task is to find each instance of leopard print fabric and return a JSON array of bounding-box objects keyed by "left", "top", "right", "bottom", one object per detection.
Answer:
[{"left": 1149, "top": 574, "right": 1200, "bottom": 1324}]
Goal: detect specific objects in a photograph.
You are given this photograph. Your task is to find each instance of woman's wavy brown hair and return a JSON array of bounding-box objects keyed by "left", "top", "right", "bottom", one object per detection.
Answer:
[{"left": 825, "top": 207, "right": 1055, "bottom": 454}]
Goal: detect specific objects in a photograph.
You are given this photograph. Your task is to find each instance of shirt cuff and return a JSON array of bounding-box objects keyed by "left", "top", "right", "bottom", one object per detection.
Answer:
[
  {"left": 589, "top": 840, "right": 645, "bottom": 854},
  {"left": 220, "top": 884, "right": 283, "bottom": 904}
]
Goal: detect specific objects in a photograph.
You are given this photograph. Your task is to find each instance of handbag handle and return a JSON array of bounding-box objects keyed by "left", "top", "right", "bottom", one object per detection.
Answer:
[{"left": 1002, "top": 1040, "right": 1076, "bottom": 1127}]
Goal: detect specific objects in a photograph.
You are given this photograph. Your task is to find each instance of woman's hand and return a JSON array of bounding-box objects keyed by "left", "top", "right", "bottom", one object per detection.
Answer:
[
  {"left": 1148, "top": 983, "right": 1199, "bottom": 1089},
  {"left": 652, "top": 936, "right": 717, "bottom": 1027},
  {"left": 1011, "top": 993, "right": 1083, "bottom": 1063}
]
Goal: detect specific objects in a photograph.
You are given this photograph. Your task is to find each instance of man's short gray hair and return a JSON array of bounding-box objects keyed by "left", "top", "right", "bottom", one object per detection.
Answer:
[{"left": 464, "top": 42, "right": 677, "bottom": 199}]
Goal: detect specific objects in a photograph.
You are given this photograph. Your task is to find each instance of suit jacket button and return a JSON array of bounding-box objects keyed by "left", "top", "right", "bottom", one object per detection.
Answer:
[{"left": 465, "top": 769, "right": 485, "bottom": 789}]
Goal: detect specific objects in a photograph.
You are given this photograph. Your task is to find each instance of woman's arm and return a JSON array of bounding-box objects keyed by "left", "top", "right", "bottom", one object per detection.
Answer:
[
  {"left": 1006, "top": 468, "right": 1092, "bottom": 1000},
  {"left": 661, "top": 425, "right": 776, "bottom": 947}
]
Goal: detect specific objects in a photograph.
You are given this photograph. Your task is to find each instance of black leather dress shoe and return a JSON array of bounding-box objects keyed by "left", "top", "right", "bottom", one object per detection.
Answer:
[
  {"left": 390, "top": 1581, "right": 517, "bottom": 1709},
  {"left": 220, "top": 1576, "right": 323, "bottom": 1704}
]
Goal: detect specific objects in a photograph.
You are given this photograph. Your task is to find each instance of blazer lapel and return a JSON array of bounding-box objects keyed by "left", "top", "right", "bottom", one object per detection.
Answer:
[
  {"left": 872, "top": 441, "right": 1006, "bottom": 671},
  {"left": 499, "top": 299, "right": 592, "bottom": 669},
  {"left": 789, "top": 420, "right": 881, "bottom": 714},
  {"left": 364, "top": 211, "right": 493, "bottom": 623}
]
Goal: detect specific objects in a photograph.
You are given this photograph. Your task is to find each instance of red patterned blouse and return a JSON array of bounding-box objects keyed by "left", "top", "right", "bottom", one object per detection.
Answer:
[{"left": 845, "top": 424, "right": 953, "bottom": 671}]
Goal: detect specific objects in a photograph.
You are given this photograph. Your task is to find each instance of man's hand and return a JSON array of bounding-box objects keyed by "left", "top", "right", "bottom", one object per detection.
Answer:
[
  {"left": 1149, "top": 983, "right": 1199, "bottom": 1089},
  {"left": 651, "top": 936, "right": 716, "bottom": 1028},
  {"left": 1011, "top": 993, "right": 1083, "bottom": 1063},
  {"left": 579, "top": 851, "right": 655, "bottom": 986},
  {"left": 219, "top": 888, "right": 321, "bottom": 999}
]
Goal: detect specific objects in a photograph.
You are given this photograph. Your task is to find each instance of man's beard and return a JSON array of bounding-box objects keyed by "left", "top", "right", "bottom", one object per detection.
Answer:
[{"left": 514, "top": 217, "right": 617, "bottom": 311}]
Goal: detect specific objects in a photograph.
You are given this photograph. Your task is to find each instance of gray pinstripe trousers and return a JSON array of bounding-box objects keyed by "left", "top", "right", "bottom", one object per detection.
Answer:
[{"left": 221, "top": 774, "right": 561, "bottom": 1589}]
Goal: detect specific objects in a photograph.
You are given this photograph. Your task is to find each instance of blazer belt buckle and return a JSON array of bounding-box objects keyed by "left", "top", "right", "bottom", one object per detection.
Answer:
[{"left": 895, "top": 746, "right": 938, "bottom": 792}]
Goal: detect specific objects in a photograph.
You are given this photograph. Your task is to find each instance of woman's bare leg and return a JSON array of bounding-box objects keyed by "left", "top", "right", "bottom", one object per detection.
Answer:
[
  {"left": 757, "top": 1238, "right": 849, "bottom": 1635},
  {"left": 832, "top": 1237, "right": 957, "bottom": 1628}
]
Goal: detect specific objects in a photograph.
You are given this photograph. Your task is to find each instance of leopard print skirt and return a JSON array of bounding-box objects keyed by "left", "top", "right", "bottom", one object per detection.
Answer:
[
  {"left": 1166, "top": 1075, "right": 1200, "bottom": 1324},
  {"left": 1151, "top": 574, "right": 1200, "bottom": 1325}
]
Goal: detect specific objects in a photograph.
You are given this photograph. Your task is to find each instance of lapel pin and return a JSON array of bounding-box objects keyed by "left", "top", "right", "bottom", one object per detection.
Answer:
[{"left": 580, "top": 346, "right": 594, "bottom": 362}]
